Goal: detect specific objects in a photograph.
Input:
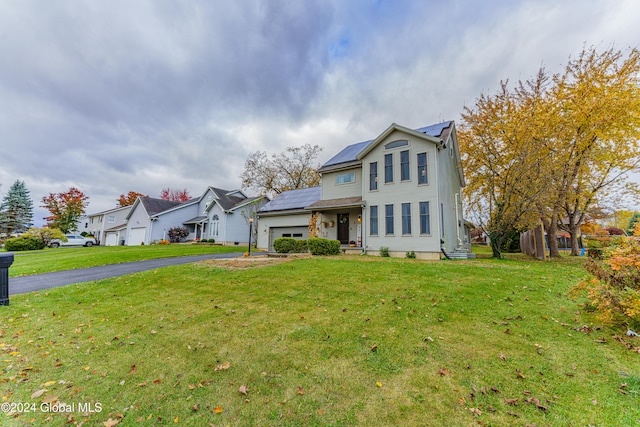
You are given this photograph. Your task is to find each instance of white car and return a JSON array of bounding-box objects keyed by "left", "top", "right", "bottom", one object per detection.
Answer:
[{"left": 49, "top": 234, "right": 97, "bottom": 248}]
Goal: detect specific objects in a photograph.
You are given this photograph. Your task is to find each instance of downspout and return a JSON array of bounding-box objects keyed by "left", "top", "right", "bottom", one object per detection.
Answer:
[
  {"left": 455, "top": 193, "right": 462, "bottom": 248},
  {"left": 361, "top": 203, "right": 367, "bottom": 255},
  {"left": 435, "top": 143, "right": 443, "bottom": 254}
]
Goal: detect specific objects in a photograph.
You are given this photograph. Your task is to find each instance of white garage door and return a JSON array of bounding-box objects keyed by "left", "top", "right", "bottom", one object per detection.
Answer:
[
  {"left": 269, "top": 226, "right": 309, "bottom": 251},
  {"left": 128, "top": 227, "right": 146, "bottom": 246},
  {"left": 105, "top": 233, "right": 118, "bottom": 246}
]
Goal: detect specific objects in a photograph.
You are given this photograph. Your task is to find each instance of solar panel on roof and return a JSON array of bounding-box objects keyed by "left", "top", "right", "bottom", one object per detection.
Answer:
[
  {"left": 415, "top": 121, "right": 451, "bottom": 137},
  {"left": 321, "top": 121, "right": 452, "bottom": 169},
  {"left": 321, "top": 139, "right": 372, "bottom": 168},
  {"left": 259, "top": 187, "right": 321, "bottom": 212}
]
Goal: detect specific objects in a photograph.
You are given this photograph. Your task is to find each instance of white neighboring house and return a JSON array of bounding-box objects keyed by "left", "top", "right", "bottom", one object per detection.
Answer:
[
  {"left": 257, "top": 121, "right": 473, "bottom": 259},
  {"left": 124, "top": 187, "right": 267, "bottom": 246},
  {"left": 82, "top": 205, "right": 133, "bottom": 246}
]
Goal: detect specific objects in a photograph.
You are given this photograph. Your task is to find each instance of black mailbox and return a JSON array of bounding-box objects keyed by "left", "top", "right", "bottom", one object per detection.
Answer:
[{"left": 0, "top": 252, "right": 14, "bottom": 306}]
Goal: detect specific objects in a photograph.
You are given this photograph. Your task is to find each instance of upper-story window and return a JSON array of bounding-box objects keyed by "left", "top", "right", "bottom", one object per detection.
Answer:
[
  {"left": 417, "top": 152, "right": 428, "bottom": 184},
  {"left": 385, "top": 140, "right": 409, "bottom": 150},
  {"left": 400, "top": 150, "right": 410, "bottom": 181},
  {"left": 384, "top": 154, "right": 393, "bottom": 183},
  {"left": 336, "top": 172, "right": 355, "bottom": 185},
  {"left": 369, "top": 162, "right": 378, "bottom": 191},
  {"left": 108, "top": 215, "right": 116, "bottom": 223}
]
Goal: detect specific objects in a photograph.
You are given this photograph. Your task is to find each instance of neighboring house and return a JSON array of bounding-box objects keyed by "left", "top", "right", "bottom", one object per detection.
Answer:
[
  {"left": 257, "top": 121, "right": 472, "bottom": 259},
  {"left": 84, "top": 205, "right": 133, "bottom": 245},
  {"left": 124, "top": 188, "right": 267, "bottom": 246}
]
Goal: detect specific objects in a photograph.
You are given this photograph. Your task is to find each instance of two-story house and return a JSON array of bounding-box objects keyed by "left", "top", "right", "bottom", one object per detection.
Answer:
[{"left": 257, "top": 121, "right": 472, "bottom": 259}]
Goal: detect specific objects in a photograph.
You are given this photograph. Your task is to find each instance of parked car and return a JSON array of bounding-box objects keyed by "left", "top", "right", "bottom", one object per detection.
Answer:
[{"left": 49, "top": 234, "right": 97, "bottom": 248}]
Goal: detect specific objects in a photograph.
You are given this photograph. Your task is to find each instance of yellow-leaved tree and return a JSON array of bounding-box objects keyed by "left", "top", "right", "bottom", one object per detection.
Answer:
[{"left": 460, "top": 45, "right": 640, "bottom": 258}]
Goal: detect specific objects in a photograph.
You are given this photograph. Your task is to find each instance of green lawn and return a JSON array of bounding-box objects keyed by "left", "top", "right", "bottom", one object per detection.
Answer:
[
  {"left": 1, "top": 254, "right": 639, "bottom": 426},
  {"left": 6, "top": 244, "right": 248, "bottom": 277}
]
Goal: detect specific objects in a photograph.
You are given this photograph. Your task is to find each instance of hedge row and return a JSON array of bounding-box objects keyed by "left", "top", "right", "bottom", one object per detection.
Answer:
[
  {"left": 273, "top": 237, "right": 341, "bottom": 256},
  {"left": 4, "top": 236, "right": 44, "bottom": 251}
]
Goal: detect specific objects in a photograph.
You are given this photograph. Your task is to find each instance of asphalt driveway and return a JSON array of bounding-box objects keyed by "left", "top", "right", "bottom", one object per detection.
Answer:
[{"left": 8, "top": 252, "right": 247, "bottom": 295}]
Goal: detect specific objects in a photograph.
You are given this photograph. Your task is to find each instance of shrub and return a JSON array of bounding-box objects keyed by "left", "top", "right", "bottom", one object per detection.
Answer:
[
  {"left": 406, "top": 250, "right": 416, "bottom": 259},
  {"left": 208, "top": 239, "right": 216, "bottom": 243},
  {"left": 158, "top": 239, "right": 170, "bottom": 245},
  {"left": 571, "top": 235, "right": 640, "bottom": 325},
  {"left": 4, "top": 236, "right": 43, "bottom": 251},
  {"left": 293, "top": 239, "right": 308, "bottom": 253},
  {"left": 274, "top": 238, "right": 296, "bottom": 253},
  {"left": 167, "top": 226, "right": 190, "bottom": 243},
  {"left": 380, "top": 246, "right": 390, "bottom": 257},
  {"left": 307, "top": 238, "right": 340, "bottom": 255},
  {"left": 23, "top": 227, "right": 66, "bottom": 248}
]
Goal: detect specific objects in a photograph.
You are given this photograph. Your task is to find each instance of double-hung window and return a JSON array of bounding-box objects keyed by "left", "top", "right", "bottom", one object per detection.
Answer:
[
  {"left": 417, "top": 152, "right": 428, "bottom": 184},
  {"left": 419, "top": 202, "right": 430, "bottom": 234},
  {"left": 385, "top": 204, "right": 394, "bottom": 235},
  {"left": 370, "top": 206, "right": 378, "bottom": 235},
  {"left": 384, "top": 154, "right": 393, "bottom": 183},
  {"left": 369, "top": 162, "right": 378, "bottom": 191},
  {"left": 402, "top": 203, "right": 411, "bottom": 235},
  {"left": 400, "top": 150, "right": 410, "bottom": 181}
]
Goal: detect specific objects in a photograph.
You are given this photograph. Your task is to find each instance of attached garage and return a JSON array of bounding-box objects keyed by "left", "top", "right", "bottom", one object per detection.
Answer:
[
  {"left": 269, "top": 226, "right": 309, "bottom": 251},
  {"left": 128, "top": 227, "right": 147, "bottom": 246},
  {"left": 105, "top": 233, "right": 118, "bottom": 246}
]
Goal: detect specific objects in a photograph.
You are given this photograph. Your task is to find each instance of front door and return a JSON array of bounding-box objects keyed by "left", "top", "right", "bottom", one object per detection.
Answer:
[{"left": 337, "top": 213, "right": 349, "bottom": 244}]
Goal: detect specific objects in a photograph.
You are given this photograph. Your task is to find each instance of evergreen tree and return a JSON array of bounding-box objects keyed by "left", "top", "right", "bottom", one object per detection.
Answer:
[{"left": 0, "top": 180, "right": 34, "bottom": 236}]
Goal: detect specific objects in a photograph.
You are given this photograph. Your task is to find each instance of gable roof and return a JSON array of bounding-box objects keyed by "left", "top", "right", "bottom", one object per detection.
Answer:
[
  {"left": 126, "top": 196, "right": 184, "bottom": 220},
  {"left": 141, "top": 197, "right": 184, "bottom": 216},
  {"left": 258, "top": 186, "right": 321, "bottom": 214},
  {"left": 319, "top": 121, "right": 453, "bottom": 172}
]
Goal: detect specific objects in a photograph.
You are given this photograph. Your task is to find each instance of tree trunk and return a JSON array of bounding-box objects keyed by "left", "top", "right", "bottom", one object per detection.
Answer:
[
  {"left": 568, "top": 223, "right": 581, "bottom": 256},
  {"left": 489, "top": 232, "right": 503, "bottom": 259},
  {"left": 545, "top": 213, "right": 560, "bottom": 258}
]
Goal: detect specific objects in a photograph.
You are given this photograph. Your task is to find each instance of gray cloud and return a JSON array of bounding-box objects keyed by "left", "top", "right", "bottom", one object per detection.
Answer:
[{"left": 1, "top": 0, "right": 639, "bottom": 224}]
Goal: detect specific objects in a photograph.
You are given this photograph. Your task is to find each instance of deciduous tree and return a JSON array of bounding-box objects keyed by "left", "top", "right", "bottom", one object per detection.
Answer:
[
  {"left": 459, "top": 75, "right": 551, "bottom": 258},
  {"left": 460, "top": 45, "right": 640, "bottom": 258},
  {"left": 41, "top": 187, "right": 89, "bottom": 233},
  {"left": 160, "top": 188, "right": 191, "bottom": 202},
  {"left": 117, "top": 191, "right": 148, "bottom": 207},
  {"left": 241, "top": 144, "right": 322, "bottom": 197}
]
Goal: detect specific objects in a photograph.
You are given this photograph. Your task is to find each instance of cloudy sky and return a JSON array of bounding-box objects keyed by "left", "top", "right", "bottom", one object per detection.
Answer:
[{"left": 1, "top": 0, "right": 639, "bottom": 226}]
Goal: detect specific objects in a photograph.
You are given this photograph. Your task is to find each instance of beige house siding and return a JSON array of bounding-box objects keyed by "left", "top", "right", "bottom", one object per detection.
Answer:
[{"left": 320, "top": 168, "right": 363, "bottom": 200}]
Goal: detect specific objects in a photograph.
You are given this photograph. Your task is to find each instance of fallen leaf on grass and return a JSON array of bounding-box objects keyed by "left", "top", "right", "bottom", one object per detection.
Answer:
[
  {"left": 438, "top": 367, "right": 451, "bottom": 376},
  {"left": 515, "top": 369, "right": 526, "bottom": 379},
  {"left": 297, "top": 386, "right": 304, "bottom": 395},
  {"left": 213, "top": 406, "right": 224, "bottom": 414},
  {"left": 128, "top": 365, "right": 136, "bottom": 375},
  {"left": 375, "top": 382, "right": 382, "bottom": 388},
  {"left": 468, "top": 407, "right": 482, "bottom": 416},
  {"left": 214, "top": 362, "right": 230, "bottom": 372},
  {"left": 103, "top": 418, "right": 120, "bottom": 427},
  {"left": 504, "top": 398, "right": 519, "bottom": 406},
  {"left": 499, "top": 354, "right": 507, "bottom": 361},
  {"left": 239, "top": 385, "right": 249, "bottom": 395},
  {"left": 31, "top": 389, "right": 47, "bottom": 398}
]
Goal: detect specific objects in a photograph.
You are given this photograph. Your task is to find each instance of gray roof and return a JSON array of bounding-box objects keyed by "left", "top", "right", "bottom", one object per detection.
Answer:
[
  {"left": 258, "top": 186, "right": 321, "bottom": 213},
  {"left": 321, "top": 121, "right": 453, "bottom": 169},
  {"left": 140, "top": 197, "right": 183, "bottom": 216},
  {"left": 208, "top": 187, "right": 261, "bottom": 211}
]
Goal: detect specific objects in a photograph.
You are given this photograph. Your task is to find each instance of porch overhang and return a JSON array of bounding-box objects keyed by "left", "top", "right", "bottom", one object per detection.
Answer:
[
  {"left": 306, "top": 196, "right": 363, "bottom": 211},
  {"left": 183, "top": 216, "right": 208, "bottom": 225}
]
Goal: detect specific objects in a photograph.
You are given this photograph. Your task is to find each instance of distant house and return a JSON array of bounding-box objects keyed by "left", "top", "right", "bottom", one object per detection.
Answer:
[
  {"left": 84, "top": 205, "right": 132, "bottom": 245},
  {"left": 257, "top": 121, "right": 472, "bottom": 259},
  {"left": 124, "top": 187, "right": 267, "bottom": 246}
]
